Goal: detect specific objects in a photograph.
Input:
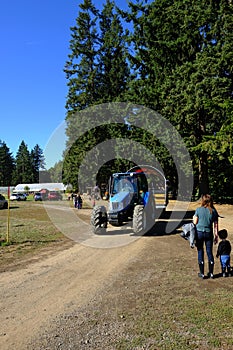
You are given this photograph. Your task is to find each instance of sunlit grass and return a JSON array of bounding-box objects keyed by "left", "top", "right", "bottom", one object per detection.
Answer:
[{"left": 0, "top": 201, "right": 71, "bottom": 268}]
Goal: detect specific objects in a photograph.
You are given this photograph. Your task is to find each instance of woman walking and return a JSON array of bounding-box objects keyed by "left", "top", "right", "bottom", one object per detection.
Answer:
[{"left": 193, "top": 194, "right": 219, "bottom": 279}]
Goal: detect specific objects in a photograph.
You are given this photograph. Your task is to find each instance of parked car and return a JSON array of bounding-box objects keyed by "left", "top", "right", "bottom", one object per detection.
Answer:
[
  {"left": 10, "top": 193, "right": 27, "bottom": 201},
  {"left": 48, "top": 191, "right": 63, "bottom": 201},
  {"left": 0, "top": 194, "right": 8, "bottom": 209},
  {"left": 34, "top": 192, "right": 43, "bottom": 201}
]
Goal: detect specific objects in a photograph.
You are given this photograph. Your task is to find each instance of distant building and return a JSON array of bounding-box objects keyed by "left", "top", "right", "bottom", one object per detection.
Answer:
[{"left": 13, "top": 183, "right": 69, "bottom": 193}]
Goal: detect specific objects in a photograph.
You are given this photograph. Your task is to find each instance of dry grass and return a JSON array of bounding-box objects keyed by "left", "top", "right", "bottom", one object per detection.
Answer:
[{"left": 0, "top": 200, "right": 72, "bottom": 270}]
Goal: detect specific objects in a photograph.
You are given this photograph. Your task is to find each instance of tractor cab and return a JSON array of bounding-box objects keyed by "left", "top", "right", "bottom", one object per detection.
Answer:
[{"left": 110, "top": 172, "right": 148, "bottom": 200}]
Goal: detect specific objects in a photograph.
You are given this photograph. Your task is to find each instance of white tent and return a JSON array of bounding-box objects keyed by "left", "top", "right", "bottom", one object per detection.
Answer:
[{"left": 14, "top": 183, "right": 68, "bottom": 193}]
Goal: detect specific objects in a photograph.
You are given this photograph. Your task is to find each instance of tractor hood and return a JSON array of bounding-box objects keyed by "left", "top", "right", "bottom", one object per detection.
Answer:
[{"left": 109, "top": 191, "right": 133, "bottom": 212}]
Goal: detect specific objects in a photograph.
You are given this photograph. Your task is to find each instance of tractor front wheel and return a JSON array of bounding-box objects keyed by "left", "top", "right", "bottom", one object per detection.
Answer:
[
  {"left": 132, "top": 205, "right": 146, "bottom": 235},
  {"left": 90, "top": 205, "right": 107, "bottom": 234}
]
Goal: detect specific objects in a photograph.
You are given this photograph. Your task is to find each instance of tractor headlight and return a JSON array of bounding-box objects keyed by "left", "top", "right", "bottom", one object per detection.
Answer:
[
  {"left": 109, "top": 201, "right": 124, "bottom": 211},
  {"left": 116, "top": 202, "right": 124, "bottom": 211}
]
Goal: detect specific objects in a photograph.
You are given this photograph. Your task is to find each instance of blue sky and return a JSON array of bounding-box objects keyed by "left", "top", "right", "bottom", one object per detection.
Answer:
[{"left": 0, "top": 0, "right": 129, "bottom": 169}]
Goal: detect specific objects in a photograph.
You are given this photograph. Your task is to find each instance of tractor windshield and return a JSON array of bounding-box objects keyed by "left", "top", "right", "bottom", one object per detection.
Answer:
[{"left": 111, "top": 175, "right": 137, "bottom": 195}]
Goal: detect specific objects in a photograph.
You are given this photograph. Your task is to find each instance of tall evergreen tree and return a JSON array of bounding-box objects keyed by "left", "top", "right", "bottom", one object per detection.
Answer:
[
  {"left": 0, "top": 140, "right": 15, "bottom": 186},
  {"left": 31, "top": 144, "right": 46, "bottom": 182},
  {"left": 97, "top": 0, "right": 130, "bottom": 102},
  {"left": 62, "top": 0, "right": 233, "bottom": 198},
  {"left": 127, "top": 0, "right": 233, "bottom": 196},
  {"left": 64, "top": 0, "right": 99, "bottom": 114},
  {"left": 12, "top": 141, "right": 34, "bottom": 184},
  {"left": 63, "top": 0, "right": 130, "bottom": 189}
]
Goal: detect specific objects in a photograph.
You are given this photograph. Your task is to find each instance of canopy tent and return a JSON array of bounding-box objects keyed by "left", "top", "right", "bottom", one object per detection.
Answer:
[{"left": 13, "top": 183, "right": 68, "bottom": 193}]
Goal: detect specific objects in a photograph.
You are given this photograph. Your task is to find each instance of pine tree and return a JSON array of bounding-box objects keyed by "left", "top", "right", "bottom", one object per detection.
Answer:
[
  {"left": 64, "top": 0, "right": 99, "bottom": 114},
  {"left": 97, "top": 0, "right": 130, "bottom": 102},
  {"left": 158, "top": 0, "right": 233, "bottom": 195},
  {"left": 62, "top": 0, "right": 233, "bottom": 197},
  {"left": 0, "top": 140, "right": 15, "bottom": 186},
  {"left": 63, "top": 0, "right": 130, "bottom": 189},
  {"left": 12, "top": 141, "right": 34, "bottom": 184},
  {"left": 127, "top": 0, "right": 233, "bottom": 196},
  {"left": 31, "top": 144, "right": 45, "bottom": 182}
]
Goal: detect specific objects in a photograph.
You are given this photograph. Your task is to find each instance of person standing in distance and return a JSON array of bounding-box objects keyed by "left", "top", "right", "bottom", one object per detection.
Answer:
[{"left": 193, "top": 194, "right": 219, "bottom": 279}]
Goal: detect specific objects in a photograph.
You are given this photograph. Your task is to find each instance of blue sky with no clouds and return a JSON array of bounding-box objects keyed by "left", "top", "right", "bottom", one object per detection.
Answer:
[{"left": 0, "top": 0, "right": 130, "bottom": 168}]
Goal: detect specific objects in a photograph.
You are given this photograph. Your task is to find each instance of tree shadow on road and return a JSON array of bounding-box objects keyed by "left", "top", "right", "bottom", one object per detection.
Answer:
[
  {"left": 145, "top": 209, "right": 195, "bottom": 237},
  {"left": 102, "top": 209, "right": 196, "bottom": 237}
]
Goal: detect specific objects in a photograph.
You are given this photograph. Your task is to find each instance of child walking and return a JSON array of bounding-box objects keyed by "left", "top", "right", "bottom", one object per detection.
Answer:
[{"left": 216, "top": 229, "right": 232, "bottom": 277}]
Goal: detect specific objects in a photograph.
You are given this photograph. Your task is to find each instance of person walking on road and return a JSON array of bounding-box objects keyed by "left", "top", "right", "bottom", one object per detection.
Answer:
[
  {"left": 193, "top": 194, "right": 219, "bottom": 279},
  {"left": 77, "top": 193, "right": 83, "bottom": 209},
  {"left": 73, "top": 194, "right": 78, "bottom": 208}
]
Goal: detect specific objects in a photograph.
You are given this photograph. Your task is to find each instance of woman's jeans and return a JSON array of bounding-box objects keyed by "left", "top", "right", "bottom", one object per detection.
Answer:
[{"left": 196, "top": 230, "right": 214, "bottom": 264}]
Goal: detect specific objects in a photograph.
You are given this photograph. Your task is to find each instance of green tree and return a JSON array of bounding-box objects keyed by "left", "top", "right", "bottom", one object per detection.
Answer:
[
  {"left": 63, "top": 0, "right": 100, "bottom": 189},
  {"left": 31, "top": 144, "right": 45, "bottom": 182},
  {"left": 127, "top": 0, "right": 233, "bottom": 196},
  {"left": 97, "top": 0, "right": 130, "bottom": 102},
  {"left": 47, "top": 161, "right": 63, "bottom": 183},
  {"left": 0, "top": 140, "right": 15, "bottom": 186},
  {"left": 64, "top": 0, "right": 99, "bottom": 114},
  {"left": 63, "top": 0, "right": 130, "bottom": 189},
  {"left": 12, "top": 141, "right": 34, "bottom": 184},
  {"left": 39, "top": 170, "right": 52, "bottom": 183},
  {"left": 158, "top": 1, "right": 233, "bottom": 195},
  {"left": 63, "top": 0, "right": 233, "bottom": 199}
]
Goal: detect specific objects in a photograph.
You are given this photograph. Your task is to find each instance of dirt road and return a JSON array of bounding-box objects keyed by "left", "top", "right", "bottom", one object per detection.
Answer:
[
  {"left": 0, "top": 233, "right": 149, "bottom": 350},
  {"left": 0, "top": 201, "right": 232, "bottom": 349}
]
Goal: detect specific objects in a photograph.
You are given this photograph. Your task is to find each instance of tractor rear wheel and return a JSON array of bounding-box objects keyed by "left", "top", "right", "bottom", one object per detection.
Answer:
[
  {"left": 90, "top": 205, "right": 107, "bottom": 234},
  {"left": 146, "top": 195, "right": 156, "bottom": 226}
]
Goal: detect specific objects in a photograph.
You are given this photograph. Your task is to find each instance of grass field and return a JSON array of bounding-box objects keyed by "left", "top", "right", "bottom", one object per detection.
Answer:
[{"left": 0, "top": 198, "right": 73, "bottom": 269}]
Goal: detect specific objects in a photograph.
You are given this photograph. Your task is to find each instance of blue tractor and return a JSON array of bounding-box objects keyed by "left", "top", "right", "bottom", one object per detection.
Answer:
[{"left": 90, "top": 166, "right": 168, "bottom": 235}]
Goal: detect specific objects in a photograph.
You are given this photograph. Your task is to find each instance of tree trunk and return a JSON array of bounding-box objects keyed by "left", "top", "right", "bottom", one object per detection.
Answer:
[{"left": 198, "top": 151, "right": 209, "bottom": 196}]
